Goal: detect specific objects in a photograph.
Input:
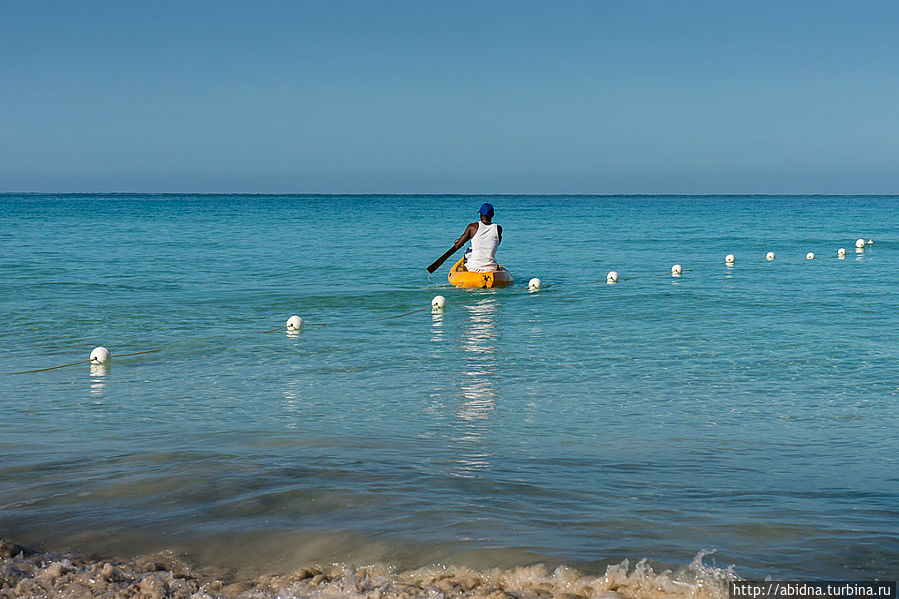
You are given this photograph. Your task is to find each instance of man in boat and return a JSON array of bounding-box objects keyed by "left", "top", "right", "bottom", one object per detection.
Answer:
[
  {"left": 426, "top": 203, "right": 504, "bottom": 274},
  {"left": 458, "top": 203, "right": 503, "bottom": 272}
]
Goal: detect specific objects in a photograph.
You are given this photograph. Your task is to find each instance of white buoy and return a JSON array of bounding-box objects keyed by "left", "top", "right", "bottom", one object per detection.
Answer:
[
  {"left": 606, "top": 271, "right": 618, "bottom": 284},
  {"left": 806, "top": 252, "right": 815, "bottom": 260},
  {"left": 528, "top": 277, "right": 542, "bottom": 290},
  {"left": 855, "top": 238, "right": 866, "bottom": 249},
  {"left": 766, "top": 251, "right": 775, "bottom": 261},
  {"left": 725, "top": 254, "right": 735, "bottom": 264},
  {"left": 431, "top": 295, "right": 446, "bottom": 310},
  {"left": 90, "top": 346, "right": 111, "bottom": 365},
  {"left": 867, "top": 239, "right": 873, "bottom": 245},
  {"left": 837, "top": 247, "right": 846, "bottom": 257},
  {"left": 286, "top": 315, "right": 304, "bottom": 331},
  {"left": 671, "top": 264, "right": 682, "bottom": 276}
]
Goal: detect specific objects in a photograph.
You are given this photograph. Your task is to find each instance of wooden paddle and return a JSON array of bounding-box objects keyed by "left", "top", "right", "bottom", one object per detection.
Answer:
[{"left": 427, "top": 245, "right": 459, "bottom": 274}]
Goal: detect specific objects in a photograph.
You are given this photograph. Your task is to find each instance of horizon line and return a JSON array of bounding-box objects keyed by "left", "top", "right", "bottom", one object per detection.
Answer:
[{"left": 2, "top": 191, "right": 898, "bottom": 197}]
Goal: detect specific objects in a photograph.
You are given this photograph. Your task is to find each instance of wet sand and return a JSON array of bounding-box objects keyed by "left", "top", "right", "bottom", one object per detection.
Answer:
[{"left": 1, "top": 538, "right": 737, "bottom": 599}]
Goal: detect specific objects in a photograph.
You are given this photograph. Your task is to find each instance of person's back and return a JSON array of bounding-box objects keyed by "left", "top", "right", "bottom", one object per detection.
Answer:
[{"left": 466, "top": 220, "right": 501, "bottom": 272}]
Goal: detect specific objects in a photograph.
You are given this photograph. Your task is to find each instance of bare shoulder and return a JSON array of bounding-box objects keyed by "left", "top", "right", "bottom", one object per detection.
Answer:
[{"left": 455, "top": 221, "right": 479, "bottom": 245}]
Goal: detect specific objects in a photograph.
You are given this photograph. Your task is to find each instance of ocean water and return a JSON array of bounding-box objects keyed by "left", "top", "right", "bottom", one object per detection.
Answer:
[{"left": 0, "top": 194, "right": 896, "bottom": 592}]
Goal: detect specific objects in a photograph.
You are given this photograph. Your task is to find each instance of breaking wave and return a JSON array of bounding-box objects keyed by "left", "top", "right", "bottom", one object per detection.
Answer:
[{"left": 1, "top": 540, "right": 739, "bottom": 599}]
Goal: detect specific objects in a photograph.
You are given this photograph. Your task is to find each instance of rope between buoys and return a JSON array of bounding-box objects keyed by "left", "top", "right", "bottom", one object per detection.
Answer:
[
  {"left": 585, "top": 277, "right": 634, "bottom": 284},
  {"left": 264, "top": 308, "right": 430, "bottom": 331},
  {"left": 8, "top": 359, "right": 93, "bottom": 375},
  {"left": 115, "top": 348, "right": 163, "bottom": 358},
  {"left": 7, "top": 348, "right": 163, "bottom": 375},
  {"left": 375, "top": 306, "right": 429, "bottom": 320},
  {"left": 262, "top": 323, "right": 328, "bottom": 333}
]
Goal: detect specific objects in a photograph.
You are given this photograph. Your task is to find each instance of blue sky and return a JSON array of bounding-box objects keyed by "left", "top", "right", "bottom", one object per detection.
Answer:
[{"left": 1, "top": 1, "right": 897, "bottom": 193}]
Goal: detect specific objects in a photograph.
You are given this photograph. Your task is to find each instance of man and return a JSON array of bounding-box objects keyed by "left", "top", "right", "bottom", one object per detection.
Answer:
[
  {"left": 457, "top": 203, "right": 503, "bottom": 272},
  {"left": 426, "top": 203, "right": 504, "bottom": 274}
]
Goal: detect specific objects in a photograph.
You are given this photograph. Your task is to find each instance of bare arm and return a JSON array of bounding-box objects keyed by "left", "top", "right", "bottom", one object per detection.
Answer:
[
  {"left": 426, "top": 222, "right": 479, "bottom": 273},
  {"left": 452, "top": 222, "right": 480, "bottom": 250}
]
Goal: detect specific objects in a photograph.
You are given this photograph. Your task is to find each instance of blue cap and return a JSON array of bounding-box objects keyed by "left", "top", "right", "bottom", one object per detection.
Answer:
[{"left": 478, "top": 203, "right": 494, "bottom": 217}]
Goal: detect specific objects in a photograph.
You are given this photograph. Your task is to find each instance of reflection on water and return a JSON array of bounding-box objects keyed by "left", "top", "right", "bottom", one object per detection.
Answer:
[
  {"left": 430, "top": 310, "right": 444, "bottom": 344},
  {"left": 282, "top": 377, "right": 302, "bottom": 429},
  {"left": 453, "top": 298, "right": 499, "bottom": 478},
  {"left": 89, "top": 364, "right": 109, "bottom": 397}
]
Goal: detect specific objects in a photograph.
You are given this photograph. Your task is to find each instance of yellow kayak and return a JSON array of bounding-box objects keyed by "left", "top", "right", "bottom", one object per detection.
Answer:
[{"left": 448, "top": 258, "right": 514, "bottom": 288}]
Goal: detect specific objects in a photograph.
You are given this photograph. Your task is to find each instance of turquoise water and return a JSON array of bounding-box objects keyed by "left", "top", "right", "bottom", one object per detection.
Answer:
[{"left": 0, "top": 194, "right": 896, "bottom": 581}]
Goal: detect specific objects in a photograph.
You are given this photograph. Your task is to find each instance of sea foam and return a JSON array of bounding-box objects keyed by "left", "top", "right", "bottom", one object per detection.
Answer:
[{"left": 1, "top": 540, "right": 738, "bottom": 599}]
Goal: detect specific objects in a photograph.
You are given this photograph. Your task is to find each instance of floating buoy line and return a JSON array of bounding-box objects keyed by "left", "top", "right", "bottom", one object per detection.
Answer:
[
  {"left": 8, "top": 348, "right": 162, "bottom": 376},
  {"left": 375, "top": 306, "right": 431, "bottom": 320},
  {"left": 261, "top": 316, "right": 328, "bottom": 333},
  {"left": 8, "top": 238, "right": 876, "bottom": 375}
]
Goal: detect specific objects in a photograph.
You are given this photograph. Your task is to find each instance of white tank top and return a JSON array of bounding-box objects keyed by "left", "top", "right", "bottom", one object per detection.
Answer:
[{"left": 466, "top": 222, "right": 500, "bottom": 272}]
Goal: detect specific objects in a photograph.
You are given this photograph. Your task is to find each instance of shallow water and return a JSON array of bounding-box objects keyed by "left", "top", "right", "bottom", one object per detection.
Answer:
[{"left": 0, "top": 194, "right": 896, "bottom": 585}]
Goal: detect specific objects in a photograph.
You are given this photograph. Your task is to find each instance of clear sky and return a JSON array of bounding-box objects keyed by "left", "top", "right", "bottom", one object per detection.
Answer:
[{"left": 2, "top": 0, "right": 897, "bottom": 193}]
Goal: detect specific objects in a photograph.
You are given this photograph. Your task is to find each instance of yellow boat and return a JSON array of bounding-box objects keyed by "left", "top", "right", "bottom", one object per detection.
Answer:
[{"left": 448, "top": 258, "right": 514, "bottom": 288}]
